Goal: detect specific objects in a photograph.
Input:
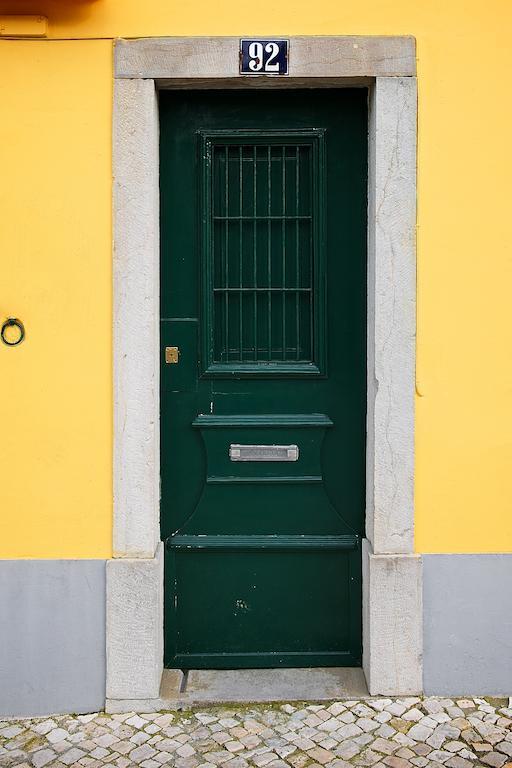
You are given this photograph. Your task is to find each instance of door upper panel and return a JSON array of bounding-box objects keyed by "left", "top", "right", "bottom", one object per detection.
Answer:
[{"left": 160, "top": 89, "right": 368, "bottom": 544}]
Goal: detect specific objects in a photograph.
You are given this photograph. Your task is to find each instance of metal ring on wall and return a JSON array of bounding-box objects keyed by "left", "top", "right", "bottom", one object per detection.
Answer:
[{"left": 1, "top": 318, "right": 25, "bottom": 346}]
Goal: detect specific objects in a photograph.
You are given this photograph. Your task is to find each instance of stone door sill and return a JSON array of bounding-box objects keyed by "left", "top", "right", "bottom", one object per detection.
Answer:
[{"left": 106, "top": 667, "right": 369, "bottom": 713}]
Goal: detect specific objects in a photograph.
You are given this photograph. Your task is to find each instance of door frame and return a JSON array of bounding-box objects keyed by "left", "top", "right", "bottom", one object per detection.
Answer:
[{"left": 107, "top": 36, "right": 421, "bottom": 707}]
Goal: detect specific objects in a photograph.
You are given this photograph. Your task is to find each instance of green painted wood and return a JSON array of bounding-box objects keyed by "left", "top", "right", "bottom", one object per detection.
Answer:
[
  {"left": 192, "top": 413, "right": 333, "bottom": 427},
  {"left": 160, "top": 89, "right": 367, "bottom": 669},
  {"left": 167, "top": 535, "right": 359, "bottom": 550}
]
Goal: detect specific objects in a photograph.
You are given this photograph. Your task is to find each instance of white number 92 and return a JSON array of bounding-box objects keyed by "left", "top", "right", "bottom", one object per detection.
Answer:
[{"left": 248, "top": 41, "right": 280, "bottom": 73}]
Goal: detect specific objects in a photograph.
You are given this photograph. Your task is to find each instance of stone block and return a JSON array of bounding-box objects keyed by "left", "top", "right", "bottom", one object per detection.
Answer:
[
  {"left": 113, "top": 77, "right": 160, "bottom": 558},
  {"left": 366, "top": 76, "right": 417, "bottom": 555},
  {"left": 106, "top": 544, "right": 163, "bottom": 700},
  {"left": 363, "top": 540, "right": 422, "bottom": 695}
]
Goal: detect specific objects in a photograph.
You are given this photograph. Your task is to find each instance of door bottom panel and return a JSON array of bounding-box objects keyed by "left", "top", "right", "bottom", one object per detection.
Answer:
[{"left": 164, "top": 540, "right": 362, "bottom": 669}]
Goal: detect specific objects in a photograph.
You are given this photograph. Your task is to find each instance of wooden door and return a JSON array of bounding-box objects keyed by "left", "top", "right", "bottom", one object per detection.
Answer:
[{"left": 160, "top": 89, "right": 367, "bottom": 668}]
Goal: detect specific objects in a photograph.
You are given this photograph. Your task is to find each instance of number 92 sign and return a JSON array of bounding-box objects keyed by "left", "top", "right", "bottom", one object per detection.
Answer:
[{"left": 240, "top": 39, "right": 289, "bottom": 76}]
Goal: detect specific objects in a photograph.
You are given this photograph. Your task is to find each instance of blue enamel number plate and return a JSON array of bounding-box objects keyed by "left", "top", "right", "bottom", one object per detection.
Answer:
[{"left": 240, "top": 39, "right": 289, "bottom": 76}]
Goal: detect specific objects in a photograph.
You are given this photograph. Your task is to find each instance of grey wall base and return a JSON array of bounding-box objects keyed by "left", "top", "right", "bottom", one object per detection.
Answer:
[
  {"left": 0, "top": 560, "right": 106, "bottom": 717},
  {"left": 423, "top": 554, "right": 512, "bottom": 696}
]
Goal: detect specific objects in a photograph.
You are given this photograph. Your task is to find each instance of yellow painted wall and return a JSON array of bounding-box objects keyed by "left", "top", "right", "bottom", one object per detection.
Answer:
[
  {"left": 0, "top": 1, "right": 511, "bottom": 555},
  {"left": 0, "top": 40, "right": 112, "bottom": 558}
]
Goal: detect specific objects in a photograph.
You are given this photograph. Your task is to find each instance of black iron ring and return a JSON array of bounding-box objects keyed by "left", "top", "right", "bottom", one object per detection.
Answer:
[{"left": 1, "top": 318, "right": 25, "bottom": 346}]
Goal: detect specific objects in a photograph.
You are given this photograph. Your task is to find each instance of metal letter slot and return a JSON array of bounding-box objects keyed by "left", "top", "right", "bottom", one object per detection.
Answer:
[{"left": 229, "top": 444, "right": 299, "bottom": 462}]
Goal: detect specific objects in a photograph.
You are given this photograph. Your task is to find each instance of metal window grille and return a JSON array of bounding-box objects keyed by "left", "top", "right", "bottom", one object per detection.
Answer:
[{"left": 211, "top": 142, "right": 314, "bottom": 364}]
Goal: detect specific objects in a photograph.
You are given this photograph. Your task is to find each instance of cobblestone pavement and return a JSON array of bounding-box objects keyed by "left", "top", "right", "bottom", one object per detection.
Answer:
[{"left": 2, "top": 697, "right": 512, "bottom": 768}]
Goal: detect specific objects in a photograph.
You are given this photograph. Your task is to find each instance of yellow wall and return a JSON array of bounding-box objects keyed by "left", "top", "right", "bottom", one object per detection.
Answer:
[
  {"left": 0, "top": 1, "right": 511, "bottom": 556},
  {"left": 0, "top": 40, "right": 112, "bottom": 558}
]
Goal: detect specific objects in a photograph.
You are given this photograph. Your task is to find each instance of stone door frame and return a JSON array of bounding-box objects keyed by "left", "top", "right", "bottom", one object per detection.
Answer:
[{"left": 107, "top": 36, "right": 421, "bottom": 708}]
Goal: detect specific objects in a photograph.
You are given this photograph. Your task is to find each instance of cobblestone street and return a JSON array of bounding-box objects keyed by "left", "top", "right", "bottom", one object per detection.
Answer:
[{"left": 1, "top": 697, "right": 512, "bottom": 768}]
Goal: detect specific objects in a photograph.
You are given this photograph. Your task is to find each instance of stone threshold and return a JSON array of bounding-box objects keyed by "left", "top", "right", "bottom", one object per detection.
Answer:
[{"left": 106, "top": 667, "right": 369, "bottom": 713}]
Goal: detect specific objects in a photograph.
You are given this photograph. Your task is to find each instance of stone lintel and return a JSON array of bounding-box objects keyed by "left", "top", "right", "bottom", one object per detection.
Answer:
[{"left": 114, "top": 36, "right": 416, "bottom": 81}]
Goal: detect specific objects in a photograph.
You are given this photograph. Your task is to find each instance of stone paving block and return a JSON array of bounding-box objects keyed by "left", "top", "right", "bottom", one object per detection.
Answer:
[
  {"left": 419, "top": 717, "right": 437, "bottom": 730},
  {"left": 444, "top": 741, "right": 466, "bottom": 753},
  {"left": 319, "top": 719, "right": 342, "bottom": 733},
  {"left": 403, "top": 710, "right": 424, "bottom": 723},
  {"left": 335, "top": 739, "right": 361, "bottom": 760},
  {"left": 339, "top": 723, "right": 363, "bottom": 739},
  {"left": 252, "top": 752, "right": 279, "bottom": 767},
  {"left": 430, "top": 712, "right": 452, "bottom": 724},
  {"left": 31, "top": 749, "right": 57, "bottom": 767},
  {"left": 308, "top": 746, "right": 335, "bottom": 764},
  {"left": 408, "top": 725, "right": 434, "bottom": 741},
  {"left": 46, "top": 728, "right": 70, "bottom": 744},
  {"left": 396, "top": 748, "right": 415, "bottom": 759},
  {"left": 376, "top": 713, "right": 393, "bottom": 724},
  {"left": 387, "top": 705, "right": 408, "bottom": 718},
  {"left": 383, "top": 756, "right": 412, "bottom": 768},
  {"left": 373, "top": 738, "right": 400, "bottom": 755},
  {"left": 412, "top": 744, "right": 431, "bottom": 756},
  {"left": 354, "top": 706, "right": 376, "bottom": 718},
  {"left": 423, "top": 701, "right": 443, "bottom": 715},
  {"left": 358, "top": 719, "right": 381, "bottom": 733},
  {"left": 481, "top": 753, "right": 509, "bottom": 768},
  {"left": 287, "top": 753, "right": 310, "bottom": 768},
  {"left": 445, "top": 757, "right": 475, "bottom": 768},
  {"left": 471, "top": 740, "right": 491, "bottom": 752}
]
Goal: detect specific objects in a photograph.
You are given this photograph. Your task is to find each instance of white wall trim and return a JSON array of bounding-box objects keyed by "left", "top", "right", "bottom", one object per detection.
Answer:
[{"left": 110, "top": 36, "right": 419, "bottom": 703}]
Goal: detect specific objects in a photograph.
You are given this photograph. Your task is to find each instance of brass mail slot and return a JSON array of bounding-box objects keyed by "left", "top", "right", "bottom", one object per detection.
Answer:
[{"left": 229, "top": 444, "right": 299, "bottom": 462}]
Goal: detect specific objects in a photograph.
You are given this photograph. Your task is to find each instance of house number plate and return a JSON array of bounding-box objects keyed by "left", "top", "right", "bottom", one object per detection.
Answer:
[
  {"left": 229, "top": 444, "right": 299, "bottom": 462},
  {"left": 240, "top": 39, "right": 289, "bottom": 76}
]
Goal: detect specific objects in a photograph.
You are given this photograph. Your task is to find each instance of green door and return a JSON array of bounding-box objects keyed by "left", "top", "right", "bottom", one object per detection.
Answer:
[{"left": 160, "top": 89, "right": 367, "bottom": 669}]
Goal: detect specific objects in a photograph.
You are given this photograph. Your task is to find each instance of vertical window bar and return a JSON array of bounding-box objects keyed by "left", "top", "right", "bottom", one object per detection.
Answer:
[
  {"left": 239, "top": 145, "right": 243, "bottom": 360},
  {"left": 295, "top": 146, "right": 300, "bottom": 360},
  {"left": 267, "top": 145, "right": 272, "bottom": 360},
  {"left": 309, "top": 147, "right": 314, "bottom": 360},
  {"left": 253, "top": 145, "right": 258, "bottom": 361},
  {"left": 224, "top": 146, "right": 229, "bottom": 361},
  {"left": 281, "top": 145, "right": 286, "bottom": 360}
]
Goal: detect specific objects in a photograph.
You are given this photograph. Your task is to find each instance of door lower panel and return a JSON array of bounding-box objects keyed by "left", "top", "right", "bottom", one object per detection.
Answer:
[{"left": 164, "top": 537, "right": 361, "bottom": 669}]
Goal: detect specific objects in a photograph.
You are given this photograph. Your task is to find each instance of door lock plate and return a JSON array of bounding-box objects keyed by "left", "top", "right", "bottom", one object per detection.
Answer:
[{"left": 165, "top": 346, "right": 180, "bottom": 364}]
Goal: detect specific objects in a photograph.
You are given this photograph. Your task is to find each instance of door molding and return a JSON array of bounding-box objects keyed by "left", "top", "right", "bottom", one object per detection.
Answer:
[{"left": 107, "top": 36, "right": 420, "bottom": 707}]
